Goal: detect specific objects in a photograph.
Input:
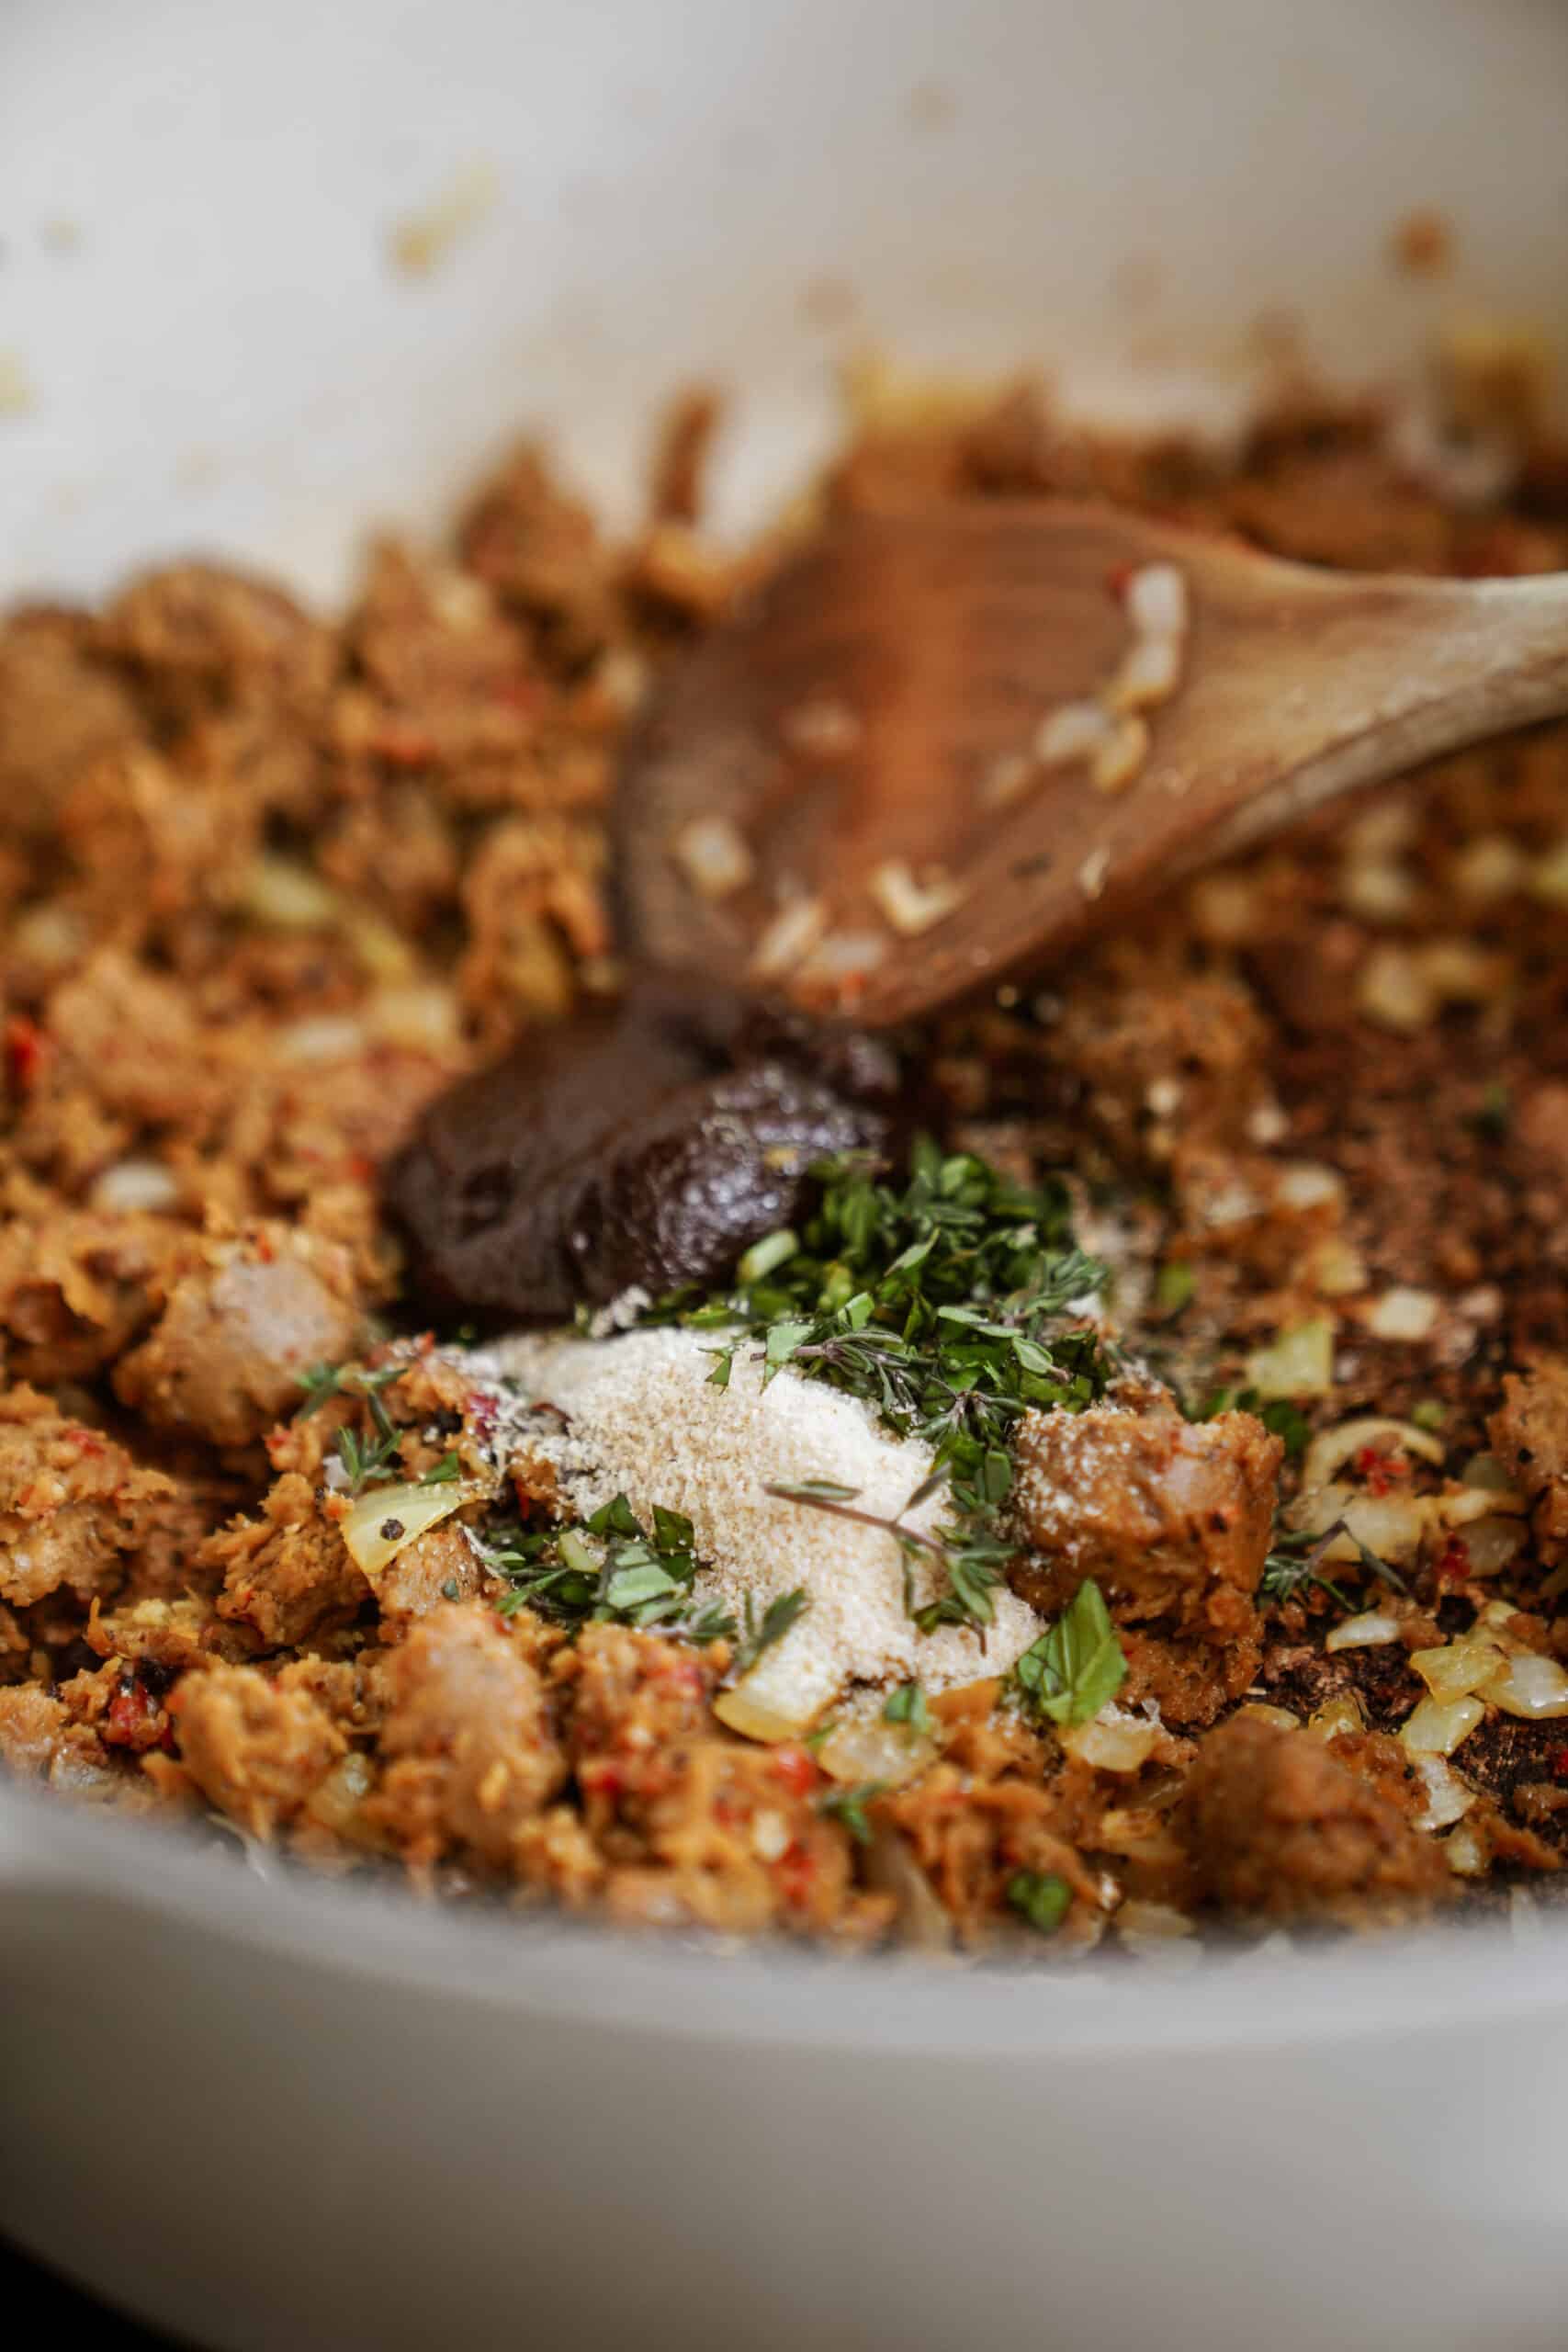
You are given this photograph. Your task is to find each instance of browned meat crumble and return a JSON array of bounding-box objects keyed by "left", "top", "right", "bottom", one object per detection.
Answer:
[{"left": 5, "top": 353, "right": 1568, "bottom": 1958}]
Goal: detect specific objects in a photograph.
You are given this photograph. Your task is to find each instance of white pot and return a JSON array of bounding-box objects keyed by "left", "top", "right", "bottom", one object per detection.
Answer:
[{"left": 4, "top": 4, "right": 1568, "bottom": 2346}]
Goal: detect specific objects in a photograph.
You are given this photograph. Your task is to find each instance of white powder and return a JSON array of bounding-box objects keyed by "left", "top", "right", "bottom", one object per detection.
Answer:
[{"left": 462, "top": 1325, "right": 1043, "bottom": 1714}]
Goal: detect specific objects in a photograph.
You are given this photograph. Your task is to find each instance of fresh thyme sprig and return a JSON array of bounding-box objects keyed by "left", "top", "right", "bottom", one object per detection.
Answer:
[
  {"left": 1258, "top": 1516, "right": 1408, "bottom": 1610},
  {"left": 764, "top": 1475, "right": 1012, "bottom": 1634},
  {"left": 296, "top": 1361, "right": 410, "bottom": 1496}
]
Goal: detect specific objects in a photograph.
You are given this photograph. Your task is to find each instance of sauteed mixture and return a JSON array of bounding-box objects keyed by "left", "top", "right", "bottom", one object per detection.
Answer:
[{"left": 4, "top": 346, "right": 1568, "bottom": 1954}]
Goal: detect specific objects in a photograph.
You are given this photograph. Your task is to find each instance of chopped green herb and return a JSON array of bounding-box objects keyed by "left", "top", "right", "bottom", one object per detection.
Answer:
[
  {"left": 418, "top": 1451, "right": 462, "bottom": 1486},
  {"left": 764, "top": 1476, "right": 1010, "bottom": 1635},
  {"left": 1258, "top": 1517, "right": 1408, "bottom": 1610},
  {"left": 1472, "top": 1079, "right": 1512, "bottom": 1140},
  {"left": 733, "top": 1587, "right": 810, "bottom": 1675},
  {"left": 737, "top": 1227, "right": 799, "bottom": 1286},
  {"left": 1184, "top": 1382, "right": 1310, "bottom": 1460},
  {"left": 296, "top": 1360, "right": 404, "bottom": 1420},
  {"left": 883, "top": 1679, "right": 933, "bottom": 1736},
  {"left": 1012, "top": 1578, "right": 1127, "bottom": 1728},
  {"left": 818, "top": 1780, "right": 887, "bottom": 1846},
  {"left": 1006, "top": 1870, "right": 1072, "bottom": 1936},
  {"left": 1411, "top": 1398, "right": 1447, "bottom": 1432},
  {"left": 334, "top": 1420, "right": 403, "bottom": 1497},
  {"left": 477, "top": 1492, "right": 733, "bottom": 1644},
  {"left": 1155, "top": 1261, "right": 1196, "bottom": 1315}
]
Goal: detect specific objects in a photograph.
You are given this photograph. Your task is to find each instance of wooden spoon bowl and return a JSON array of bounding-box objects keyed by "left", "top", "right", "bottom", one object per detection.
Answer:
[{"left": 615, "top": 500, "right": 1568, "bottom": 1028}]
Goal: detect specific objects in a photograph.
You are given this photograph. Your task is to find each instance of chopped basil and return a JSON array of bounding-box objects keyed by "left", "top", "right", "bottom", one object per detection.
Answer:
[{"left": 1012, "top": 1578, "right": 1127, "bottom": 1728}]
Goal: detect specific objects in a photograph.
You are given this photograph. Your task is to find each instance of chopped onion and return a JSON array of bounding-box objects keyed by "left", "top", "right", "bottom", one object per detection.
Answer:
[
  {"left": 1442, "top": 1820, "right": 1489, "bottom": 1877},
  {"left": 1325, "top": 1611, "right": 1401, "bottom": 1653},
  {"left": 278, "top": 1014, "right": 366, "bottom": 1064},
  {"left": 864, "top": 1826, "right": 952, "bottom": 1951},
  {"left": 749, "top": 896, "right": 827, "bottom": 980},
  {"left": 1480, "top": 1652, "right": 1568, "bottom": 1721},
  {"left": 1410, "top": 1637, "right": 1506, "bottom": 1702},
  {"left": 1124, "top": 564, "right": 1190, "bottom": 639},
  {"left": 1399, "top": 1692, "right": 1484, "bottom": 1757},
  {"left": 870, "top": 859, "right": 967, "bottom": 936},
  {"left": 1245, "top": 1318, "right": 1336, "bottom": 1399},
  {"left": 304, "top": 1750, "right": 377, "bottom": 1838},
  {"left": 1454, "top": 1514, "right": 1525, "bottom": 1577},
  {"left": 1061, "top": 1704, "right": 1158, "bottom": 1773},
  {"left": 713, "top": 1640, "right": 840, "bottom": 1746},
  {"left": 340, "top": 1478, "right": 474, "bottom": 1577},
  {"left": 1105, "top": 633, "right": 1181, "bottom": 714},
  {"left": 1237, "top": 1702, "right": 1301, "bottom": 1732},
  {"left": 240, "top": 854, "right": 340, "bottom": 929},
  {"left": 1529, "top": 838, "right": 1568, "bottom": 907},
  {"left": 1305, "top": 1691, "right": 1365, "bottom": 1742},
  {"left": 1409, "top": 1754, "right": 1474, "bottom": 1832},
  {"left": 1116, "top": 1898, "right": 1196, "bottom": 1942},
  {"left": 816, "top": 1713, "right": 934, "bottom": 1791},
  {"left": 88, "top": 1159, "right": 181, "bottom": 1214},
  {"left": 671, "top": 814, "right": 754, "bottom": 901},
  {"left": 1276, "top": 1162, "right": 1345, "bottom": 1212},
  {"left": 1460, "top": 1451, "right": 1513, "bottom": 1492},
  {"left": 1034, "top": 699, "right": 1111, "bottom": 767},
  {"left": 1363, "top": 1287, "right": 1440, "bottom": 1342},
  {"left": 1303, "top": 1416, "right": 1444, "bottom": 1495}
]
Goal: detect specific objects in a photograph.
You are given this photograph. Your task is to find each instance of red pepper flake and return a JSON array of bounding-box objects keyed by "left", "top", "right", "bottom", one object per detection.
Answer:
[
  {"left": 579, "top": 1758, "right": 624, "bottom": 1799},
  {"left": 1354, "top": 1444, "right": 1409, "bottom": 1498},
  {"left": 104, "top": 1675, "right": 174, "bottom": 1753},
  {"left": 771, "top": 1744, "right": 820, "bottom": 1799},
  {"left": 371, "top": 723, "right": 439, "bottom": 767},
  {"left": 1551, "top": 1747, "right": 1568, "bottom": 1781},
  {"left": 773, "top": 1845, "right": 817, "bottom": 1906},
  {"left": 1105, "top": 560, "right": 1138, "bottom": 602},
  {"left": 1433, "top": 1535, "right": 1472, "bottom": 1588},
  {"left": 4, "top": 1013, "right": 50, "bottom": 1093}
]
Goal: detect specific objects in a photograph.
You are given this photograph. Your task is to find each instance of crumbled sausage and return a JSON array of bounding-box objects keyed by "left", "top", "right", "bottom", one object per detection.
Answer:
[
  {"left": 1488, "top": 1361, "right": 1568, "bottom": 1563},
  {"left": 1009, "top": 1403, "right": 1280, "bottom": 1643},
  {"left": 172, "top": 1660, "right": 346, "bottom": 1838},
  {"left": 1180, "top": 1715, "right": 1449, "bottom": 1924},
  {"left": 115, "top": 1225, "right": 361, "bottom": 1447},
  {"left": 209, "top": 1471, "right": 366, "bottom": 1648},
  {"left": 366, "top": 1605, "right": 566, "bottom": 1868}
]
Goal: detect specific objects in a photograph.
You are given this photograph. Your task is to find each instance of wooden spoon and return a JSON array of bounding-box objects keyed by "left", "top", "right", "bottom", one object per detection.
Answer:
[{"left": 615, "top": 500, "right": 1568, "bottom": 1028}]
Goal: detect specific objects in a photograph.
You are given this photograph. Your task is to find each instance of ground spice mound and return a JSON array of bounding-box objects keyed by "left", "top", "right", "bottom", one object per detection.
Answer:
[{"left": 4, "top": 358, "right": 1568, "bottom": 1955}]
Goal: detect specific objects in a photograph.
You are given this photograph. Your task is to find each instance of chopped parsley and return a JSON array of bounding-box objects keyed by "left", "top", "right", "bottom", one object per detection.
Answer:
[
  {"left": 418, "top": 1451, "right": 462, "bottom": 1486},
  {"left": 1011, "top": 1578, "right": 1127, "bottom": 1728},
  {"left": 1006, "top": 1870, "right": 1072, "bottom": 1936},
  {"left": 659, "top": 1142, "right": 1112, "bottom": 1631},
  {"left": 481, "top": 1491, "right": 739, "bottom": 1643},
  {"left": 732, "top": 1586, "right": 810, "bottom": 1675},
  {"left": 818, "top": 1780, "right": 887, "bottom": 1846},
  {"left": 883, "top": 1679, "right": 933, "bottom": 1736},
  {"left": 1187, "top": 1382, "right": 1311, "bottom": 1460}
]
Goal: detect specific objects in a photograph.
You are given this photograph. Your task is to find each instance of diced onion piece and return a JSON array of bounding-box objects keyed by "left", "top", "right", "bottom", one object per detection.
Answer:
[
  {"left": 1105, "top": 633, "right": 1181, "bottom": 714},
  {"left": 88, "top": 1159, "right": 181, "bottom": 1214},
  {"left": 1124, "top": 564, "right": 1190, "bottom": 639},
  {"left": 1089, "top": 712, "right": 1150, "bottom": 796},
  {"left": 279, "top": 1014, "right": 366, "bottom": 1064},
  {"left": 1461, "top": 1451, "right": 1513, "bottom": 1492},
  {"left": 1303, "top": 1416, "right": 1444, "bottom": 1495},
  {"left": 750, "top": 895, "right": 827, "bottom": 980},
  {"left": 1034, "top": 699, "right": 1111, "bottom": 768},
  {"left": 869, "top": 859, "right": 966, "bottom": 936},
  {"left": 864, "top": 1826, "right": 952, "bottom": 1951},
  {"left": 1341, "top": 860, "right": 1417, "bottom": 922},
  {"left": 713, "top": 1642, "right": 840, "bottom": 1746},
  {"left": 1529, "top": 838, "right": 1568, "bottom": 907},
  {"left": 1364, "top": 1286, "right": 1440, "bottom": 1342},
  {"left": 1442, "top": 1820, "right": 1489, "bottom": 1877},
  {"left": 1325, "top": 1611, "right": 1401, "bottom": 1654},
  {"left": 1480, "top": 1652, "right": 1568, "bottom": 1721},
  {"left": 1410, "top": 1637, "right": 1506, "bottom": 1701},
  {"left": 1436, "top": 1483, "right": 1528, "bottom": 1527},
  {"left": 1450, "top": 834, "right": 1525, "bottom": 901},
  {"left": 671, "top": 814, "right": 754, "bottom": 901},
  {"left": 1061, "top": 1705, "right": 1158, "bottom": 1773},
  {"left": 816, "top": 1714, "right": 934, "bottom": 1791},
  {"left": 1358, "top": 944, "right": 1435, "bottom": 1034},
  {"left": 340, "top": 1479, "right": 473, "bottom": 1577},
  {"left": 979, "top": 750, "right": 1036, "bottom": 808},
  {"left": 1455, "top": 1515, "right": 1525, "bottom": 1577},
  {"left": 1246, "top": 1318, "right": 1335, "bottom": 1399},
  {"left": 1117, "top": 1898, "right": 1196, "bottom": 1941},
  {"left": 1305, "top": 1691, "right": 1366, "bottom": 1742},
  {"left": 304, "top": 1750, "right": 377, "bottom": 1837},
  {"left": 370, "top": 986, "right": 460, "bottom": 1053},
  {"left": 1276, "top": 1161, "right": 1345, "bottom": 1212},
  {"left": 1237, "top": 1702, "right": 1301, "bottom": 1732},
  {"left": 796, "top": 928, "right": 889, "bottom": 986},
  {"left": 346, "top": 910, "right": 416, "bottom": 984},
  {"left": 1400, "top": 1692, "right": 1484, "bottom": 1757},
  {"left": 240, "top": 854, "right": 340, "bottom": 929},
  {"left": 1409, "top": 1754, "right": 1474, "bottom": 1832}
]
